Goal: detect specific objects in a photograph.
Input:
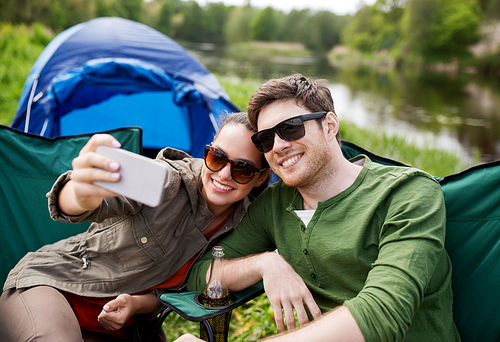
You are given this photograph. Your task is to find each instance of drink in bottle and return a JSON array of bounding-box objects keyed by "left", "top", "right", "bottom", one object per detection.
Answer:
[{"left": 199, "top": 246, "right": 232, "bottom": 342}]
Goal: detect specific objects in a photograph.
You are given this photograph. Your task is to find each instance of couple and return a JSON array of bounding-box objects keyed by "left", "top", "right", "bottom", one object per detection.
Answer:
[{"left": 0, "top": 74, "right": 460, "bottom": 342}]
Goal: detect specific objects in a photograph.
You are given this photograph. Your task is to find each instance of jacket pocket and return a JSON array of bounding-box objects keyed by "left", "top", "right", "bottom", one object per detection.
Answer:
[{"left": 100, "top": 213, "right": 165, "bottom": 272}]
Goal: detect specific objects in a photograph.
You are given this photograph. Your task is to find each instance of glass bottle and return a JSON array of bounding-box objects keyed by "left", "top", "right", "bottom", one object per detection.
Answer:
[{"left": 200, "top": 246, "right": 232, "bottom": 342}]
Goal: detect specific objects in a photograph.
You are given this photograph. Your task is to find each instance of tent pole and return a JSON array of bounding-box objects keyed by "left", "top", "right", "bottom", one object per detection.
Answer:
[{"left": 24, "top": 75, "right": 39, "bottom": 133}]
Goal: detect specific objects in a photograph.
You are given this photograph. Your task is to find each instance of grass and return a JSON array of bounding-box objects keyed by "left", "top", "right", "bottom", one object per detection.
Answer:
[
  {"left": 162, "top": 294, "right": 279, "bottom": 341},
  {"left": 0, "top": 22, "right": 52, "bottom": 126}
]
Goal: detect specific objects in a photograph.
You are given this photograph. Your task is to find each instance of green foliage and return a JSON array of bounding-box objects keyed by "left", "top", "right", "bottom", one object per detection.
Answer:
[
  {"left": 95, "top": 0, "right": 114, "bottom": 18},
  {"left": 300, "top": 11, "right": 344, "bottom": 53},
  {"left": 204, "top": 2, "right": 230, "bottom": 44},
  {"left": 157, "top": 0, "right": 175, "bottom": 36},
  {"left": 339, "top": 123, "right": 471, "bottom": 177},
  {"left": 0, "top": 23, "right": 53, "bottom": 125},
  {"left": 482, "top": 0, "right": 500, "bottom": 19},
  {"left": 250, "top": 7, "right": 278, "bottom": 42},
  {"left": 217, "top": 76, "right": 262, "bottom": 111},
  {"left": 113, "top": 0, "right": 143, "bottom": 22},
  {"left": 342, "top": 0, "right": 404, "bottom": 53},
  {"left": 224, "top": 6, "right": 257, "bottom": 44},
  {"left": 277, "top": 9, "right": 310, "bottom": 42},
  {"left": 472, "top": 50, "right": 500, "bottom": 74},
  {"left": 402, "top": 0, "right": 481, "bottom": 59},
  {"left": 174, "top": 1, "right": 207, "bottom": 42}
]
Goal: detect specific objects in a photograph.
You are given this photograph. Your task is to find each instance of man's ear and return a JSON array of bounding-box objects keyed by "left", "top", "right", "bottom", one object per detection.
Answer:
[
  {"left": 254, "top": 168, "right": 271, "bottom": 187},
  {"left": 323, "top": 112, "right": 339, "bottom": 142}
]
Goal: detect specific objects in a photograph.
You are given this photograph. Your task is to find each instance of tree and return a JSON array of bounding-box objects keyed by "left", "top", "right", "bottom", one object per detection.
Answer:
[
  {"left": 250, "top": 7, "right": 279, "bottom": 41},
  {"left": 157, "top": 0, "right": 175, "bottom": 36},
  {"left": 342, "top": 0, "right": 404, "bottom": 53},
  {"left": 301, "top": 11, "right": 345, "bottom": 53},
  {"left": 205, "top": 2, "right": 229, "bottom": 44},
  {"left": 224, "top": 6, "right": 256, "bottom": 44},
  {"left": 95, "top": 0, "right": 113, "bottom": 18},
  {"left": 277, "top": 9, "right": 310, "bottom": 42},
  {"left": 113, "top": 0, "right": 143, "bottom": 22},
  {"left": 175, "top": 0, "right": 206, "bottom": 42},
  {"left": 401, "top": 0, "right": 481, "bottom": 58}
]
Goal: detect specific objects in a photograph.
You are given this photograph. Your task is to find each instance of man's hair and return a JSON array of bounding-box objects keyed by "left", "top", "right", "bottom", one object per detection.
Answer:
[{"left": 247, "top": 74, "right": 336, "bottom": 132}]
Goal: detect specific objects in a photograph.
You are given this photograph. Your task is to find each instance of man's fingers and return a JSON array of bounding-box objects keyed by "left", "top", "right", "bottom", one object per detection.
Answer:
[
  {"left": 270, "top": 301, "right": 286, "bottom": 332},
  {"left": 282, "top": 304, "right": 297, "bottom": 331},
  {"left": 305, "top": 297, "right": 322, "bottom": 320},
  {"left": 294, "top": 305, "right": 310, "bottom": 327}
]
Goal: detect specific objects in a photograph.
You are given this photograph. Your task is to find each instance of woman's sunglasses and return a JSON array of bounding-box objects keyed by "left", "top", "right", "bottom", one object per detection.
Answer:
[
  {"left": 251, "top": 112, "right": 328, "bottom": 153},
  {"left": 204, "top": 145, "right": 268, "bottom": 184}
]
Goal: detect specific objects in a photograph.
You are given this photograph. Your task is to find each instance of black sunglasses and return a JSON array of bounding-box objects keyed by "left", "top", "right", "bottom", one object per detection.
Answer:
[
  {"left": 251, "top": 112, "right": 328, "bottom": 153},
  {"left": 204, "top": 145, "right": 267, "bottom": 184}
]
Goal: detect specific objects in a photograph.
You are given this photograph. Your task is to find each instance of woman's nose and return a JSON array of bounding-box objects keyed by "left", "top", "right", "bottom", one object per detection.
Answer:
[{"left": 218, "top": 163, "right": 232, "bottom": 180}]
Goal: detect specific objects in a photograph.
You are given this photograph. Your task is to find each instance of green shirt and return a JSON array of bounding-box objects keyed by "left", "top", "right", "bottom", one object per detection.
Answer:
[{"left": 187, "top": 156, "right": 460, "bottom": 342}]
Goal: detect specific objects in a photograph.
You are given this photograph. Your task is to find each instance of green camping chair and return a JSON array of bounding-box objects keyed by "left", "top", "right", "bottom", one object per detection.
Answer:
[
  {"left": 0, "top": 125, "right": 142, "bottom": 286},
  {"left": 440, "top": 161, "right": 500, "bottom": 342},
  {"left": 151, "top": 141, "right": 500, "bottom": 342},
  {"left": 149, "top": 282, "right": 264, "bottom": 342}
]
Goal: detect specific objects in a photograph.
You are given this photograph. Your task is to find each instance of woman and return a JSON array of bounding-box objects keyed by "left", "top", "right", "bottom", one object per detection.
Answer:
[{"left": 0, "top": 112, "right": 270, "bottom": 342}]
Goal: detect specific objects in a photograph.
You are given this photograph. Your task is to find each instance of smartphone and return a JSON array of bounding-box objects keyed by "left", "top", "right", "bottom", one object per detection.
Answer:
[{"left": 93, "top": 145, "right": 168, "bottom": 207}]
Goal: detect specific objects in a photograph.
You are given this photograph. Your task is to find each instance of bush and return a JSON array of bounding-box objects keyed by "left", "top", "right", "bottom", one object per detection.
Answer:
[{"left": 0, "top": 22, "right": 53, "bottom": 126}]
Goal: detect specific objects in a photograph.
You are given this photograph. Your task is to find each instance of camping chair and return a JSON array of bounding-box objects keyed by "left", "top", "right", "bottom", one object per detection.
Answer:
[
  {"left": 440, "top": 161, "right": 500, "bottom": 342},
  {"left": 147, "top": 282, "right": 264, "bottom": 342},
  {"left": 150, "top": 141, "right": 500, "bottom": 342},
  {"left": 0, "top": 125, "right": 142, "bottom": 286}
]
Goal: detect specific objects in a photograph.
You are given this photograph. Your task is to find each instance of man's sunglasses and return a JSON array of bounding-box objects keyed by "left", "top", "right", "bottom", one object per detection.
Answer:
[
  {"left": 204, "top": 145, "right": 268, "bottom": 184},
  {"left": 251, "top": 112, "right": 328, "bottom": 153}
]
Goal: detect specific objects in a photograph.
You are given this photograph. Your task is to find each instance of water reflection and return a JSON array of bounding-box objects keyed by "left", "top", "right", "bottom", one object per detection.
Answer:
[{"left": 189, "top": 46, "right": 500, "bottom": 163}]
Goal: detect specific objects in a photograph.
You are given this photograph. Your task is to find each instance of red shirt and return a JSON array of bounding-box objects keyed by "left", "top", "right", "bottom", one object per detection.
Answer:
[{"left": 64, "top": 220, "right": 223, "bottom": 338}]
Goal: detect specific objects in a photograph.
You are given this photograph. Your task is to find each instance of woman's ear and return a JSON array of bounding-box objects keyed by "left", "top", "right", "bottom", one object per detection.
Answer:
[{"left": 254, "top": 169, "right": 271, "bottom": 187}]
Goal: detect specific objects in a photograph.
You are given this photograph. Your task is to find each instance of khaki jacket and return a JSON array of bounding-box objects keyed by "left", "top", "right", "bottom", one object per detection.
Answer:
[{"left": 4, "top": 148, "right": 250, "bottom": 297}]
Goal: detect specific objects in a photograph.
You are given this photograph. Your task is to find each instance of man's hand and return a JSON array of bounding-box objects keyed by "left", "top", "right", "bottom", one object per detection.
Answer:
[
  {"left": 260, "top": 253, "right": 322, "bottom": 332},
  {"left": 97, "top": 294, "right": 136, "bottom": 331}
]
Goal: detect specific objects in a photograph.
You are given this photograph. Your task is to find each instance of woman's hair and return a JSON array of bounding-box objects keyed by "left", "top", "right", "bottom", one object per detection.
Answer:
[
  {"left": 247, "top": 74, "right": 339, "bottom": 142},
  {"left": 213, "top": 111, "right": 255, "bottom": 141}
]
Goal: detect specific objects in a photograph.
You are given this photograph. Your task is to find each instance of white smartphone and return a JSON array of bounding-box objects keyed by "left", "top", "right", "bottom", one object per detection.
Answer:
[{"left": 93, "top": 145, "right": 168, "bottom": 207}]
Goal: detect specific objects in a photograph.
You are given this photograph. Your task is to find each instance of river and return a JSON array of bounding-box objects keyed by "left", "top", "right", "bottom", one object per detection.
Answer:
[{"left": 188, "top": 47, "right": 500, "bottom": 164}]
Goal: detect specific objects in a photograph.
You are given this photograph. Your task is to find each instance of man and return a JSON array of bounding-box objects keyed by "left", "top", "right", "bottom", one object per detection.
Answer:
[{"left": 184, "top": 74, "right": 460, "bottom": 341}]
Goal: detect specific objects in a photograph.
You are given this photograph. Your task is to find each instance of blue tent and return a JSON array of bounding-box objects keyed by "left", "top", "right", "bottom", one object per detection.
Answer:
[{"left": 10, "top": 17, "right": 238, "bottom": 157}]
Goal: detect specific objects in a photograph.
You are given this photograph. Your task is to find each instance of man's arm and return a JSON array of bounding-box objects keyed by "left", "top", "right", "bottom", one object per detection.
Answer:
[{"left": 173, "top": 306, "right": 364, "bottom": 342}]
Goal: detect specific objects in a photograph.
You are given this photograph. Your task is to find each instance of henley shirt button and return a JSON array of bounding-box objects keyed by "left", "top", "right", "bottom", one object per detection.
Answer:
[
  {"left": 303, "top": 249, "right": 308, "bottom": 255},
  {"left": 301, "top": 226, "right": 305, "bottom": 232},
  {"left": 141, "top": 237, "right": 148, "bottom": 244},
  {"left": 311, "top": 273, "right": 316, "bottom": 279}
]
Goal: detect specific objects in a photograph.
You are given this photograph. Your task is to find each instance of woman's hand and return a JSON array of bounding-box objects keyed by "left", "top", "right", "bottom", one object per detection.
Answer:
[
  {"left": 97, "top": 293, "right": 157, "bottom": 331},
  {"left": 97, "top": 294, "right": 136, "bottom": 331},
  {"left": 58, "top": 134, "right": 122, "bottom": 215}
]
